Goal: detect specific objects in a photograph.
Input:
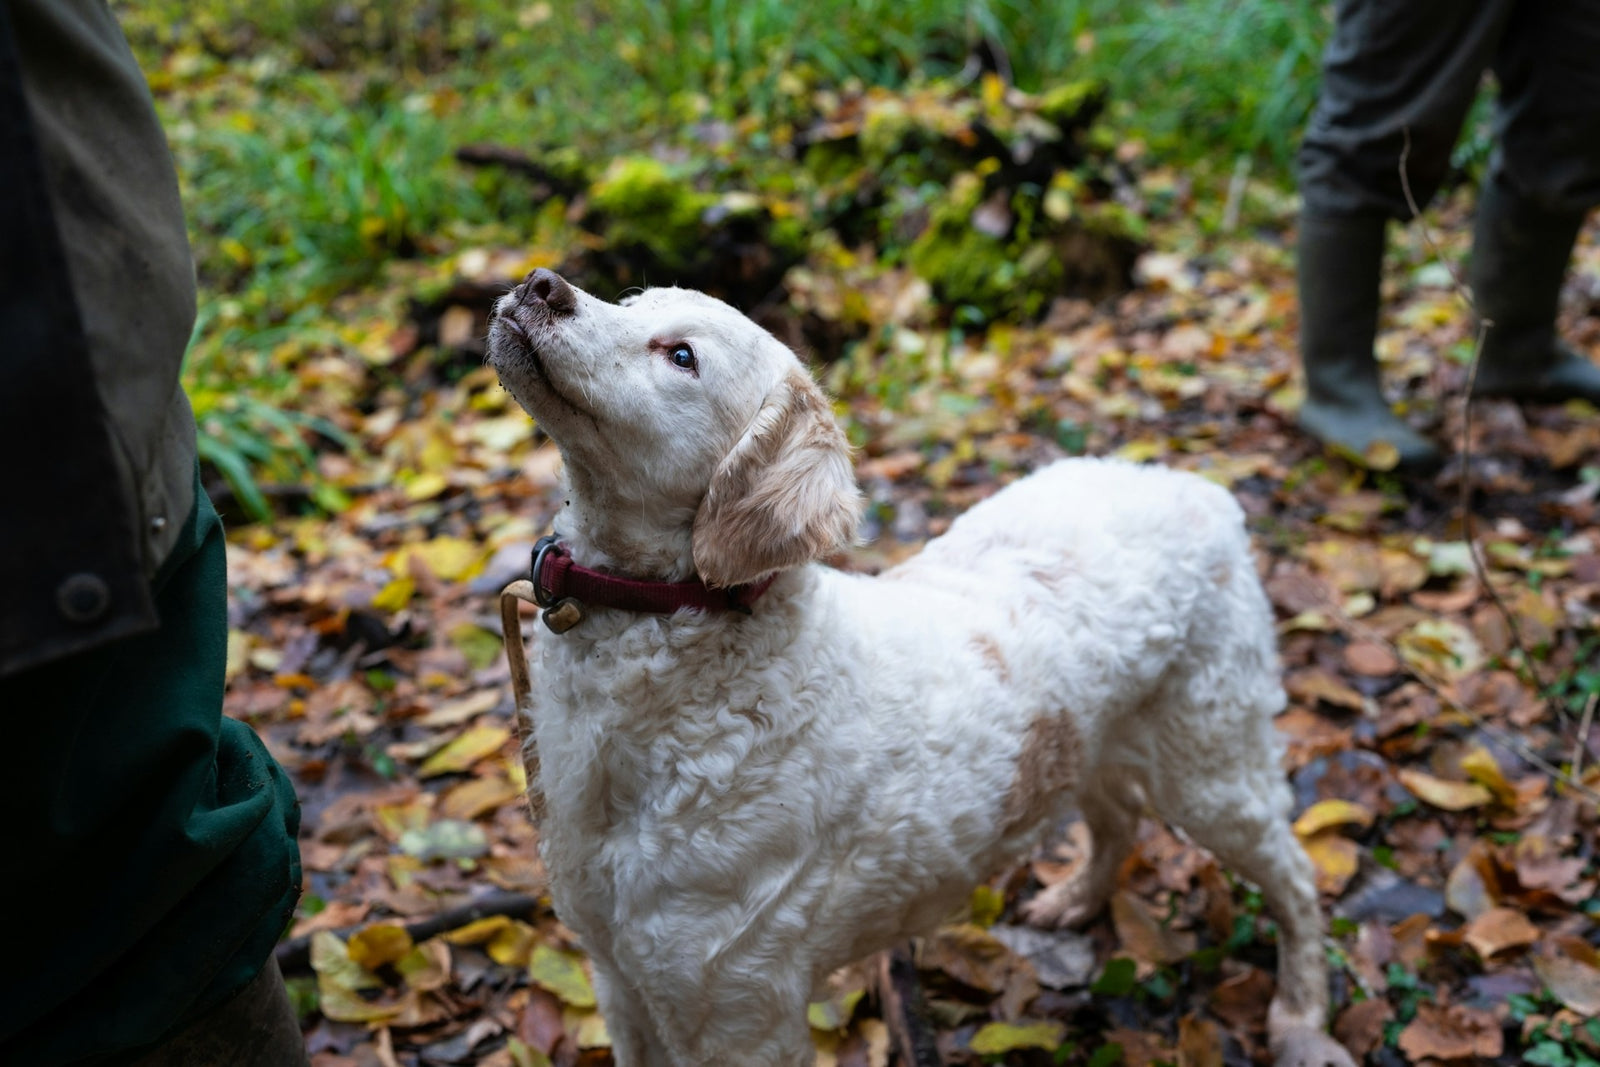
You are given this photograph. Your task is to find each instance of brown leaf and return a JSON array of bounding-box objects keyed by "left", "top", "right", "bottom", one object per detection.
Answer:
[
  {"left": 1396, "top": 1002, "right": 1503, "bottom": 1061},
  {"left": 1110, "top": 891, "right": 1197, "bottom": 976},
  {"left": 1305, "top": 539, "right": 1383, "bottom": 594},
  {"left": 922, "top": 924, "right": 1039, "bottom": 1016},
  {"left": 1333, "top": 998, "right": 1393, "bottom": 1059},
  {"left": 1444, "top": 844, "right": 1499, "bottom": 921},
  {"left": 1343, "top": 640, "right": 1399, "bottom": 677},
  {"left": 1532, "top": 949, "right": 1600, "bottom": 1017},
  {"left": 1208, "top": 967, "right": 1274, "bottom": 1033},
  {"left": 1287, "top": 670, "right": 1369, "bottom": 714},
  {"left": 1176, "top": 1014, "right": 1223, "bottom": 1067},
  {"left": 1462, "top": 906, "right": 1540, "bottom": 960}
]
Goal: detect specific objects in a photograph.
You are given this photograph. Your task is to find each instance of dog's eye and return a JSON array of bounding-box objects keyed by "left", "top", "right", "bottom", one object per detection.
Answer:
[{"left": 669, "top": 344, "right": 697, "bottom": 372}]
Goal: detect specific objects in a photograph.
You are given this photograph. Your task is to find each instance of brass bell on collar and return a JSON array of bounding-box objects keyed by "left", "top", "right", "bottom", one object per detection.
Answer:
[{"left": 542, "top": 597, "right": 585, "bottom": 634}]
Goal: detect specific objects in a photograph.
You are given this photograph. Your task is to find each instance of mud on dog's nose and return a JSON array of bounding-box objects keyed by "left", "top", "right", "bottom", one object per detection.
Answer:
[{"left": 519, "top": 267, "right": 577, "bottom": 316}]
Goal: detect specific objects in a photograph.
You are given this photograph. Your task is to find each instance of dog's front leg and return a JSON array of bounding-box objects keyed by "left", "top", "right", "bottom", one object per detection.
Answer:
[{"left": 589, "top": 952, "right": 675, "bottom": 1067}]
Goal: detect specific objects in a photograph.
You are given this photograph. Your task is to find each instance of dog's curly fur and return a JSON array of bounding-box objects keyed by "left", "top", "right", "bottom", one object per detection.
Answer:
[{"left": 488, "top": 271, "right": 1356, "bottom": 1067}]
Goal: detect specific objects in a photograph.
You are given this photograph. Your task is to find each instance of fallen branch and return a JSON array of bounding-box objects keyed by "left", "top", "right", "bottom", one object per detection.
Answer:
[{"left": 276, "top": 890, "right": 545, "bottom": 974}]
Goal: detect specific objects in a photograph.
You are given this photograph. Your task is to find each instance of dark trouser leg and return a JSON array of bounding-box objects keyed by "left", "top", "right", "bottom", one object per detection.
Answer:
[
  {"left": 1470, "top": 0, "right": 1600, "bottom": 401},
  {"left": 129, "top": 958, "right": 308, "bottom": 1067},
  {"left": 1295, "top": 0, "right": 1510, "bottom": 466}
]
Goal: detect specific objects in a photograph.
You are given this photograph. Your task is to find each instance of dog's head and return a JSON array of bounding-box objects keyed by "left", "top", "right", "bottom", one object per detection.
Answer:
[{"left": 489, "top": 269, "right": 862, "bottom": 586}]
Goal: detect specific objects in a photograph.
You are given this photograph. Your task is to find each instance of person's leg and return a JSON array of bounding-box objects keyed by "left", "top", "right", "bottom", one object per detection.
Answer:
[
  {"left": 1296, "top": 0, "right": 1512, "bottom": 468},
  {"left": 1470, "top": 0, "right": 1600, "bottom": 402}
]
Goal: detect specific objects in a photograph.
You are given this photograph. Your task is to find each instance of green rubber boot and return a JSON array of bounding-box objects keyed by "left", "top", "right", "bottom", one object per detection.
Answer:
[
  {"left": 1297, "top": 212, "right": 1442, "bottom": 471},
  {"left": 1470, "top": 178, "right": 1600, "bottom": 404}
]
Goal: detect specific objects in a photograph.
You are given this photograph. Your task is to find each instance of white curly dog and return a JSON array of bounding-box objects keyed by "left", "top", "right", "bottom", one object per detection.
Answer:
[{"left": 488, "top": 268, "right": 1355, "bottom": 1067}]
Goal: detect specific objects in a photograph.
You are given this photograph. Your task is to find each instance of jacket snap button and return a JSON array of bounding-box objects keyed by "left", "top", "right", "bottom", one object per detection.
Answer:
[{"left": 57, "top": 573, "right": 111, "bottom": 623}]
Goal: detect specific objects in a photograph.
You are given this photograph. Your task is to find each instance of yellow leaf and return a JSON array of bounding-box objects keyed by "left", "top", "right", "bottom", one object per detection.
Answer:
[
  {"left": 372, "top": 576, "right": 416, "bottom": 613},
  {"left": 395, "top": 939, "right": 451, "bottom": 992},
  {"left": 443, "top": 915, "right": 512, "bottom": 946},
  {"left": 506, "top": 1037, "right": 554, "bottom": 1067},
  {"left": 1396, "top": 620, "right": 1483, "bottom": 681},
  {"left": 969, "top": 1020, "right": 1067, "bottom": 1054},
  {"left": 1293, "top": 799, "right": 1375, "bottom": 839},
  {"left": 529, "top": 943, "right": 596, "bottom": 1008},
  {"left": 1398, "top": 769, "right": 1493, "bottom": 811},
  {"left": 225, "top": 630, "right": 251, "bottom": 683},
  {"left": 404, "top": 471, "right": 450, "bottom": 502},
  {"left": 808, "top": 987, "right": 866, "bottom": 1032},
  {"left": 1114, "top": 438, "right": 1166, "bottom": 463},
  {"left": 441, "top": 774, "right": 522, "bottom": 820},
  {"left": 1301, "top": 830, "right": 1361, "bottom": 895},
  {"left": 310, "top": 930, "right": 405, "bottom": 1023},
  {"left": 1459, "top": 745, "right": 1516, "bottom": 807},
  {"left": 419, "top": 724, "right": 512, "bottom": 777},
  {"left": 970, "top": 884, "right": 1005, "bottom": 928},
  {"left": 575, "top": 1011, "right": 611, "bottom": 1048},
  {"left": 347, "top": 923, "right": 414, "bottom": 970},
  {"left": 397, "top": 536, "right": 485, "bottom": 581},
  {"left": 486, "top": 920, "right": 540, "bottom": 968}
]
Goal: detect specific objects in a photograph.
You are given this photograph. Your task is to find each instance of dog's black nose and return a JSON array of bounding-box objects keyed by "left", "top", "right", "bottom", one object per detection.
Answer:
[{"left": 519, "top": 268, "right": 577, "bottom": 316}]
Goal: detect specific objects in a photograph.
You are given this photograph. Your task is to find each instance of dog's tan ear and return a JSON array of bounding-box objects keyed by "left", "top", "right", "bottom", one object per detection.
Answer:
[{"left": 693, "top": 369, "right": 863, "bottom": 588}]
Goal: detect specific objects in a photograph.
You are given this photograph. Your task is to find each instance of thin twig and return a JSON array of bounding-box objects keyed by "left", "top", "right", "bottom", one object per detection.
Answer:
[
  {"left": 1573, "top": 691, "right": 1597, "bottom": 780},
  {"left": 1397, "top": 129, "right": 1542, "bottom": 697}
]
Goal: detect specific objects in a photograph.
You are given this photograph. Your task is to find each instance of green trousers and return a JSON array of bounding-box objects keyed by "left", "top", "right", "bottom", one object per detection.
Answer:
[{"left": 0, "top": 479, "right": 301, "bottom": 1065}]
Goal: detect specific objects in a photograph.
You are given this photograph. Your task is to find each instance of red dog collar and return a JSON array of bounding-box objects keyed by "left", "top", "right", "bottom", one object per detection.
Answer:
[{"left": 529, "top": 537, "right": 775, "bottom": 633}]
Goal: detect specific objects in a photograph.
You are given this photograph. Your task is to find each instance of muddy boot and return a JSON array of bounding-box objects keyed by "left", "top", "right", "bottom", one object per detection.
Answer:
[
  {"left": 1297, "top": 211, "right": 1442, "bottom": 470},
  {"left": 1470, "top": 177, "right": 1600, "bottom": 403}
]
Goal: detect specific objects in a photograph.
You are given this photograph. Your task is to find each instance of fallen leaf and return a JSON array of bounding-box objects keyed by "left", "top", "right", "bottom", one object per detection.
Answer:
[
  {"left": 419, "top": 689, "right": 501, "bottom": 727},
  {"left": 419, "top": 724, "right": 512, "bottom": 777},
  {"left": 348, "top": 922, "right": 415, "bottom": 970},
  {"left": 1444, "top": 845, "right": 1499, "bottom": 920},
  {"left": 1459, "top": 745, "right": 1517, "bottom": 807},
  {"left": 1110, "top": 891, "right": 1197, "bottom": 975},
  {"left": 1343, "top": 640, "right": 1399, "bottom": 677},
  {"left": 1176, "top": 1014, "right": 1223, "bottom": 1067},
  {"left": 1333, "top": 998, "right": 1392, "bottom": 1059},
  {"left": 968, "top": 1019, "right": 1066, "bottom": 1054},
  {"left": 1293, "top": 799, "right": 1375, "bottom": 838},
  {"left": 1396, "top": 1002, "right": 1502, "bottom": 1061},
  {"left": 442, "top": 774, "right": 523, "bottom": 820},
  {"left": 1532, "top": 949, "right": 1600, "bottom": 1016},
  {"left": 808, "top": 987, "right": 866, "bottom": 1032},
  {"left": 1462, "top": 906, "right": 1540, "bottom": 959},
  {"left": 1301, "top": 831, "right": 1361, "bottom": 895},
  {"left": 1396, "top": 619, "right": 1484, "bottom": 681},
  {"left": 1397, "top": 768, "right": 1493, "bottom": 811},
  {"left": 528, "top": 943, "right": 596, "bottom": 1008}
]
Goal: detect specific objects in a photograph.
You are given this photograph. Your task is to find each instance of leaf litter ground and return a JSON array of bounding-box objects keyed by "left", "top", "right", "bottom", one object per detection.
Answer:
[{"left": 221, "top": 199, "right": 1600, "bottom": 1067}]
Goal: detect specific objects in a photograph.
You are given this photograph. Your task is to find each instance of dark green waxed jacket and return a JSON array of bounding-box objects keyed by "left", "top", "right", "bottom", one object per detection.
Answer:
[{"left": 1, "top": 0, "right": 199, "bottom": 676}]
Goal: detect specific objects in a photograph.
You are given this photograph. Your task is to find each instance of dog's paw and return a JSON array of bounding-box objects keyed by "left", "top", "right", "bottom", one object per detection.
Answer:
[
  {"left": 1018, "top": 880, "right": 1100, "bottom": 929},
  {"left": 1270, "top": 1027, "right": 1357, "bottom": 1067}
]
